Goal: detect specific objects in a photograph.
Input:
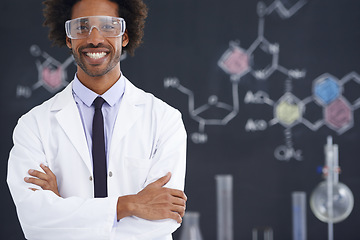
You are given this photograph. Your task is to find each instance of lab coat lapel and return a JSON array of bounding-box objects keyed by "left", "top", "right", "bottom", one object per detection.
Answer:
[
  {"left": 52, "top": 83, "right": 92, "bottom": 174},
  {"left": 110, "top": 79, "right": 145, "bottom": 149}
]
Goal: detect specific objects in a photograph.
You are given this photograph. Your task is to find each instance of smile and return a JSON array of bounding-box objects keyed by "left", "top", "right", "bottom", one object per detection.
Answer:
[{"left": 86, "top": 52, "right": 107, "bottom": 59}]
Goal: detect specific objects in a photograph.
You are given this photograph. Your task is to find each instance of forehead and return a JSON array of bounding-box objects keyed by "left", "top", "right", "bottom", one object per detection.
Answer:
[{"left": 71, "top": 0, "right": 119, "bottom": 19}]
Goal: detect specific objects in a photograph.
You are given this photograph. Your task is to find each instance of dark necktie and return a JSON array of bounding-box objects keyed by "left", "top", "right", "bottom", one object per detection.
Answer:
[{"left": 92, "top": 97, "right": 107, "bottom": 198}]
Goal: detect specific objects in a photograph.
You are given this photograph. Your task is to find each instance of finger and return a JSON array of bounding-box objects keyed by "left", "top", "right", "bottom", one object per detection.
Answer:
[
  {"left": 171, "top": 196, "right": 187, "bottom": 207},
  {"left": 40, "top": 164, "right": 56, "bottom": 178},
  {"left": 153, "top": 172, "right": 171, "bottom": 187},
  {"left": 166, "top": 188, "right": 187, "bottom": 201},
  {"left": 28, "top": 169, "right": 49, "bottom": 181},
  {"left": 170, "top": 204, "right": 186, "bottom": 217},
  {"left": 29, "top": 188, "right": 39, "bottom": 192},
  {"left": 168, "top": 211, "right": 182, "bottom": 223},
  {"left": 24, "top": 177, "right": 48, "bottom": 189}
]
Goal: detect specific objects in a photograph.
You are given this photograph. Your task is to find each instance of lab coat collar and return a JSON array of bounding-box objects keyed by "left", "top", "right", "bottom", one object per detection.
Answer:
[{"left": 49, "top": 77, "right": 146, "bottom": 175}]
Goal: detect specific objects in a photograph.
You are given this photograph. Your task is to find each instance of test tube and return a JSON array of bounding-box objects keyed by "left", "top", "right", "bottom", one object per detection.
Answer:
[
  {"left": 325, "top": 136, "right": 335, "bottom": 240},
  {"left": 292, "top": 191, "right": 307, "bottom": 240},
  {"left": 252, "top": 227, "right": 273, "bottom": 240},
  {"left": 215, "top": 175, "right": 233, "bottom": 240}
]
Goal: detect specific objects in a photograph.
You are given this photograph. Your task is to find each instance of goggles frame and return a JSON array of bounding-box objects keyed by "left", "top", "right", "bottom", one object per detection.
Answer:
[{"left": 65, "top": 15, "right": 126, "bottom": 39}]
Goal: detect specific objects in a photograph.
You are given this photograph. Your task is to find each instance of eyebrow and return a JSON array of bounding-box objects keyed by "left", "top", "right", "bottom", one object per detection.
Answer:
[
  {"left": 72, "top": 16, "right": 118, "bottom": 25},
  {"left": 78, "top": 18, "right": 89, "bottom": 23}
]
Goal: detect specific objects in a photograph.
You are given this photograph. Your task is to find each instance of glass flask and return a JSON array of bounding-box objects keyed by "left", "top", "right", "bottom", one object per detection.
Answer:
[
  {"left": 179, "top": 211, "right": 203, "bottom": 240},
  {"left": 310, "top": 181, "right": 354, "bottom": 223}
]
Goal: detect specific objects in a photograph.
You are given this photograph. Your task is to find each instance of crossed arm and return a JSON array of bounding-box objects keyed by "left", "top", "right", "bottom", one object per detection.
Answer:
[{"left": 25, "top": 164, "right": 187, "bottom": 223}]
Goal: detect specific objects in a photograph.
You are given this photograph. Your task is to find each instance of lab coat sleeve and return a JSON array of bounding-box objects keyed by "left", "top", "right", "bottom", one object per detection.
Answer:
[
  {"left": 7, "top": 115, "right": 119, "bottom": 240},
  {"left": 111, "top": 108, "right": 187, "bottom": 240}
]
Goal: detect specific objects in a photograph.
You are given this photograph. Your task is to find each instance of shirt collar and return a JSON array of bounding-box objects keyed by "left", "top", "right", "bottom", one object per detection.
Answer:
[{"left": 72, "top": 73, "right": 125, "bottom": 107}]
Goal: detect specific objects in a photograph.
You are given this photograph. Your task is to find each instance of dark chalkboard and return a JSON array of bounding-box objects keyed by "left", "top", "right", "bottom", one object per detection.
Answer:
[{"left": 1, "top": 0, "right": 360, "bottom": 239}]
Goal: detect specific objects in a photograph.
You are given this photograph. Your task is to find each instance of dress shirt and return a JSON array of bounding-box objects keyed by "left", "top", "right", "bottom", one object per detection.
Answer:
[{"left": 72, "top": 74, "right": 125, "bottom": 167}]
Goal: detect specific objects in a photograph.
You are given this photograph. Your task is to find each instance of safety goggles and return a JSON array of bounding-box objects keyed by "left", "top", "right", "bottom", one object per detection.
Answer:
[{"left": 65, "top": 16, "right": 126, "bottom": 39}]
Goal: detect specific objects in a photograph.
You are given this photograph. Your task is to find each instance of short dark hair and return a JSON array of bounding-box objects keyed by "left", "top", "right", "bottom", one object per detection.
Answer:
[{"left": 42, "top": 0, "right": 148, "bottom": 56}]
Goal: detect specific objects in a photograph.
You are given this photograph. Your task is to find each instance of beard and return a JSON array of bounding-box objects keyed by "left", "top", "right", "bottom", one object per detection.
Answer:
[{"left": 72, "top": 43, "right": 122, "bottom": 77}]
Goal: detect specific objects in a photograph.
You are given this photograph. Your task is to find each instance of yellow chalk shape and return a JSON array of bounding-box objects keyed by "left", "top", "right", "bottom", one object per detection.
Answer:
[{"left": 276, "top": 101, "right": 301, "bottom": 126}]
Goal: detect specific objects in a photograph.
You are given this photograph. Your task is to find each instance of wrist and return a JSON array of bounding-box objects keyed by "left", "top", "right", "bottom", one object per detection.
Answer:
[{"left": 116, "top": 195, "right": 136, "bottom": 220}]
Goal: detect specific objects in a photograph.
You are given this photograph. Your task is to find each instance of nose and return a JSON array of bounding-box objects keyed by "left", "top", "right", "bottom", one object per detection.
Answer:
[{"left": 86, "top": 26, "right": 105, "bottom": 46}]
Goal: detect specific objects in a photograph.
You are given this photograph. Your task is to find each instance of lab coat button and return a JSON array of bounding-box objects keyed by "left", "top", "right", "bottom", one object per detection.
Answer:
[
  {"left": 109, "top": 171, "right": 113, "bottom": 177},
  {"left": 89, "top": 176, "right": 93, "bottom": 181}
]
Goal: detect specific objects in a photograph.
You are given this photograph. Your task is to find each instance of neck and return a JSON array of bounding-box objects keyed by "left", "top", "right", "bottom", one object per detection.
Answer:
[{"left": 76, "top": 66, "right": 121, "bottom": 95}]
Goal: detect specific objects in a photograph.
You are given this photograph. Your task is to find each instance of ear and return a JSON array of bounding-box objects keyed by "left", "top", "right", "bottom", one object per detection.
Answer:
[
  {"left": 122, "top": 31, "right": 129, "bottom": 47},
  {"left": 66, "top": 36, "right": 72, "bottom": 49}
]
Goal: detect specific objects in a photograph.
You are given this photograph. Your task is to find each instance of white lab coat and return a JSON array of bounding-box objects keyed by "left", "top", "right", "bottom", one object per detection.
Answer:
[{"left": 7, "top": 77, "right": 187, "bottom": 240}]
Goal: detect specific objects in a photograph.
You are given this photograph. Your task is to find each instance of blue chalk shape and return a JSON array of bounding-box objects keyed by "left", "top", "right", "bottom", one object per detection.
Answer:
[
  {"left": 316, "top": 166, "right": 323, "bottom": 174},
  {"left": 314, "top": 77, "right": 340, "bottom": 105}
]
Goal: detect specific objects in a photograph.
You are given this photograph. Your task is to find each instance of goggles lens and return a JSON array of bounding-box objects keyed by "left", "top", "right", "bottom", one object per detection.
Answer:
[{"left": 65, "top": 16, "right": 126, "bottom": 39}]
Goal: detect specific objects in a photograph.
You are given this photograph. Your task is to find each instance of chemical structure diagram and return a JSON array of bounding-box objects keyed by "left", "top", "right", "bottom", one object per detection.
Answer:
[
  {"left": 16, "top": 45, "right": 75, "bottom": 98},
  {"left": 16, "top": 44, "right": 127, "bottom": 98},
  {"left": 164, "top": 0, "right": 360, "bottom": 161}
]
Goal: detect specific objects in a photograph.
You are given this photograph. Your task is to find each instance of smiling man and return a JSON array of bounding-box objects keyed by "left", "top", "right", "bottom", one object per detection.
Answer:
[{"left": 7, "top": 0, "right": 187, "bottom": 239}]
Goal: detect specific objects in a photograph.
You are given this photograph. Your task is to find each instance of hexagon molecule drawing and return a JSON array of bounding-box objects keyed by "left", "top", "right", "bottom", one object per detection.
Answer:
[
  {"left": 16, "top": 45, "right": 75, "bottom": 98},
  {"left": 16, "top": 44, "right": 127, "bottom": 98},
  {"left": 164, "top": 0, "right": 360, "bottom": 161}
]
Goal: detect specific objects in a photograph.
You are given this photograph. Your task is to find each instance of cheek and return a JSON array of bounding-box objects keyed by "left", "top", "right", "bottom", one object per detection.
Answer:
[
  {"left": 113, "top": 40, "right": 124, "bottom": 53},
  {"left": 67, "top": 38, "right": 82, "bottom": 51},
  {"left": 68, "top": 40, "right": 80, "bottom": 52}
]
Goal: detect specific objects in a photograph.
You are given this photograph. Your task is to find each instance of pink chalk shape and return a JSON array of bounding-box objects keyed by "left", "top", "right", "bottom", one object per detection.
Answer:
[
  {"left": 325, "top": 98, "right": 352, "bottom": 130},
  {"left": 222, "top": 48, "right": 249, "bottom": 75},
  {"left": 42, "top": 66, "right": 63, "bottom": 90}
]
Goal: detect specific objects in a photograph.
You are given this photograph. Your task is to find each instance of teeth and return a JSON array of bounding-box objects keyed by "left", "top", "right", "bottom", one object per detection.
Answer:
[{"left": 86, "top": 52, "right": 107, "bottom": 59}]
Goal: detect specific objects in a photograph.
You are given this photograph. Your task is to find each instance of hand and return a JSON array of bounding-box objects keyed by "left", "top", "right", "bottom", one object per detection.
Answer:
[
  {"left": 24, "top": 164, "right": 61, "bottom": 197},
  {"left": 117, "top": 172, "right": 187, "bottom": 223}
]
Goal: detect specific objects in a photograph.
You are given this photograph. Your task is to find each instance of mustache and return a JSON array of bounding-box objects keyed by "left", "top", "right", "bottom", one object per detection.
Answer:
[{"left": 79, "top": 43, "right": 111, "bottom": 51}]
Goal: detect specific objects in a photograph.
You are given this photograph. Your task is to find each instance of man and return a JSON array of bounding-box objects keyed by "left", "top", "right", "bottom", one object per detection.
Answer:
[{"left": 7, "top": 0, "right": 187, "bottom": 239}]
